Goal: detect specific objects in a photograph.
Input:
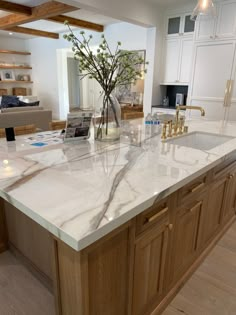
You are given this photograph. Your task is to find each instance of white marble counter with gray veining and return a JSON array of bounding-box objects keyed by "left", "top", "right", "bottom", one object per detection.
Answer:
[{"left": 0, "top": 118, "right": 236, "bottom": 251}]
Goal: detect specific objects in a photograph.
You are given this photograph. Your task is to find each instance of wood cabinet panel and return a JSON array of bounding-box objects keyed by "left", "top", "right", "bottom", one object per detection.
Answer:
[
  {"left": 55, "top": 222, "right": 135, "bottom": 315},
  {"left": 222, "top": 163, "right": 236, "bottom": 223},
  {"left": 132, "top": 216, "right": 169, "bottom": 315},
  {"left": 0, "top": 198, "right": 8, "bottom": 253},
  {"left": 203, "top": 176, "right": 228, "bottom": 244},
  {"left": 87, "top": 227, "right": 133, "bottom": 315},
  {"left": 171, "top": 199, "right": 203, "bottom": 282},
  {"left": 4, "top": 201, "right": 52, "bottom": 279}
]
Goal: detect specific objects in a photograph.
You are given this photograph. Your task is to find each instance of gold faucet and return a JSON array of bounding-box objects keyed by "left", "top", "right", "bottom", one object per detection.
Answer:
[
  {"left": 174, "top": 105, "right": 205, "bottom": 135},
  {"left": 161, "top": 122, "right": 168, "bottom": 140}
]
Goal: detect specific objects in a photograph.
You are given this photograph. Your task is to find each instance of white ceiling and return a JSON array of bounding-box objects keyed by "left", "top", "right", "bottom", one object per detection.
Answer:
[
  {"left": 3, "top": 0, "right": 48, "bottom": 5},
  {"left": 147, "top": 0, "right": 194, "bottom": 6}
]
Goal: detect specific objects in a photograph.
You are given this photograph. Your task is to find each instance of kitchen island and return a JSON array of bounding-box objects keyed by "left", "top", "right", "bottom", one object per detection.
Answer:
[{"left": 0, "top": 119, "right": 236, "bottom": 315}]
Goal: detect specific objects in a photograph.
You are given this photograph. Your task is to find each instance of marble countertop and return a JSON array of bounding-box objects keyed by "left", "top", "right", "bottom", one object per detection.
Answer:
[{"left": 0, "top": 119, "right": 236, "bottom": 251}]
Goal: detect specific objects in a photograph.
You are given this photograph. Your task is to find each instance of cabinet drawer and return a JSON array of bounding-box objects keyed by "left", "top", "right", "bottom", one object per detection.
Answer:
[
  {"left": 213, "top": 156, "right": 236, "bottom": 180},
  {"left": 136, "top": 198, "right": 170, "bottom": 235},
  {"left": 178, "top": 174, "right": 208, "bottom": 205}
]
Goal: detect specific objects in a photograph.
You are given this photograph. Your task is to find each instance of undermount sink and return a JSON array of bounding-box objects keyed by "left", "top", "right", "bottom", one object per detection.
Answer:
[{"left": 165, "top": 132, "right": 235, "bottom": 151}]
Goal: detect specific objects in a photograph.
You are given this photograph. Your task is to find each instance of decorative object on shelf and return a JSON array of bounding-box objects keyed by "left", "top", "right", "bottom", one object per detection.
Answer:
[
  {"left": 0, "top": 70, "right": 15, "bottom": 81},
  {"left": 64, "top": 24, "right": 147, "bottom": 141},
  {"left": 13, "top": 88, "right": 27, "bottom": 96},
  {"left": 191, "top": 0, "right": 217, "bottom": 21},
  {"left": 0, "top": 89, "right": 7, "bottom": 96},
  {"left": 18, "top": 74, "right": 31, "bottom": 81}
]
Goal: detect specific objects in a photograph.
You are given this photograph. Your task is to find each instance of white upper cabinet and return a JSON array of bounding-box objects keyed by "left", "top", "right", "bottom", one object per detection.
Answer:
[
  {"left": 162, "top": 37, "right": 193, "bottom": 85},
  {"left": 216, "top": 1, "right": 236, "bottom": 39},
  {"left": 179, "top": 38, "right": 194, "bottom": 83},
  {"left": 163, "top": 39, "right": 181, "bottom": 83},
  {"left": 195, "top": 17, "right": 216, "bottom": 41},
  {"left": 167, "top": 14, "right": 195, "bottom": 37},
  {"left": 195, "top": 0, "right": 236, "bottom": 41}
]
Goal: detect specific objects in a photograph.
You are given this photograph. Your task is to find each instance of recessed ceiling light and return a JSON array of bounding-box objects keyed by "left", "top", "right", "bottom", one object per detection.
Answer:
[{"left": 9, "top": 32, "right": 13, "bottom": 35}]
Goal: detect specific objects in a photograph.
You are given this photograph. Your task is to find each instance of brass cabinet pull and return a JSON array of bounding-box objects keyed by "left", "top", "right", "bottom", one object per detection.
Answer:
[
  {"left": 168, "top": 223, "right": 173, "bottom": 231},
  {"left": 224, "top": 80, "right": 231, "bottom": 107},
  {"left": 190, "top": 182, "right": 205, "bottom": 193},
  {"left": 228, "top": 174, "right": 235, "bottom": 180},
  {"left": 146, "top": 207, "right": 169, "bottom": 223},
  {"left": 189, "top": 201, "right": 202, "bottom": 213},
  {"left": 227, "top": 80, "right": 234, "bottom": 107}
]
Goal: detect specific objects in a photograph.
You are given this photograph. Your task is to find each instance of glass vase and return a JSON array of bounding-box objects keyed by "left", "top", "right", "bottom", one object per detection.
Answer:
[{"left": 94, "top": 91, "right": 121, "bottom": 142}]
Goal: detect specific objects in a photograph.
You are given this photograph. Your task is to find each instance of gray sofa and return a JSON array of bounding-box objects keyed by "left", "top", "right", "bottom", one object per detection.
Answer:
[{"left": 0, "top": 106, "right": 52, "bottom": 131}]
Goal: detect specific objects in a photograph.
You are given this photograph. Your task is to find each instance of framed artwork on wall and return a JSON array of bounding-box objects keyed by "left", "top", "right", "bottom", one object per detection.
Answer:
[
  {"left": 115, "top": 49, "right": 146, "bottom": 105},
  {"left": 0, "top": 70, "right": 15, "bottom": 81}
]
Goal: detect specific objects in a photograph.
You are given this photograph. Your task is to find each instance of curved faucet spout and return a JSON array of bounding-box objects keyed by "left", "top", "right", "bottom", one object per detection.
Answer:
[{"left": 176, "top": 105, "right": 205, "bottom": 117}]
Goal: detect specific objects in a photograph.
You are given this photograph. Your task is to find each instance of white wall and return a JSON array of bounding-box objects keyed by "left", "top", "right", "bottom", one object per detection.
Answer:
[
  {"left": 0, "top": 36, "right": 27, "bottom": 51},
  {"left": 27, "top": 22, "right": 153, "bottom": 119}
]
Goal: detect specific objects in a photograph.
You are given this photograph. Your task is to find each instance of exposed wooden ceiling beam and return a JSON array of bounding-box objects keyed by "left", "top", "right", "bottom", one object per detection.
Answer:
[
  {"left": 47, "top": 15, "right": 104, "bottom": 32},
  {"left": 0, "top": 1, "right": 77, "bottom": 29},
  {"left": 0, "top": 0, "right": 32, "bottom": 15},
  {"left": 6, "top": 26, "right": 59, "bottom": 39}
]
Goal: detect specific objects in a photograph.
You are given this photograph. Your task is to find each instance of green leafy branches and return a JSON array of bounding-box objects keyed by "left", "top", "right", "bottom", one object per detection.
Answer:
[{"left": 63, "top": 23, "right": 148, "bottom": 95}]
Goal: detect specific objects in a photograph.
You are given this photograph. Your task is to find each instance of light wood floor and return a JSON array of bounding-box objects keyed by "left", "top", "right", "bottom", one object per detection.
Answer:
[
  {"left": 163, "top": 221, "right": 236, "bottom": 315},
  {"left": 0, "top": 222, "right": 236, "bottom": 315},
  {"left": 0, "top": 251, "right": 55, "bottom": 315}
]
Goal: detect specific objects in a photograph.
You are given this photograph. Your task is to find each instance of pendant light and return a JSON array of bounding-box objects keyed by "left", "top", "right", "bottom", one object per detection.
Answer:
[{"left": 191, "top": 0, "right": 217, "bottom": 21}]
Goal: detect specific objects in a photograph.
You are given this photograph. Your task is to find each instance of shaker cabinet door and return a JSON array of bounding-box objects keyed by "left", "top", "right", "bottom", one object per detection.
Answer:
[
  {"left": 171, "top": 200, "right": 203, "bottom": 283},
  {"left": 190, "top": 41, "right": 235, "bottom": 100},
  {"left": 179, "top": 38, "right": 194, "bottom": 83},
  {"left": 195, "top": 18, "right": 216, "bottom": 41},
  {"left": 163, "top": 39, "right": 181, "bottom": 83},
  {"left": 132, "top": 218, "right": 169, "bottom": 315},
  {"left": 203, "top": 176, "right": 228, "bottom": 244},
  {"left": 221, "top": 163, "right": 236, "bottom": 223},
  {"left": 216, "top": 1, "right": 236, "bottom": 39}
]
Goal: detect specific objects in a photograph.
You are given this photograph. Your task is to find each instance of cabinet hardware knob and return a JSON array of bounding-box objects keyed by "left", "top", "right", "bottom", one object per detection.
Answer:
[
  {"left": 229, "top": 174, "right": 234, "bottom": 179},
  {"left": 168, "top": 224, "right": 173, "bottom": 231}
]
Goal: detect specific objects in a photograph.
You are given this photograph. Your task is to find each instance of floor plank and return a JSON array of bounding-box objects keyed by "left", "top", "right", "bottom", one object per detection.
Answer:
[
  {"left": 0, "top": 251, "right": 55, "bottom": 315},
  {"left": 163, "top": 222, "right": 236, "bottom": 315}
]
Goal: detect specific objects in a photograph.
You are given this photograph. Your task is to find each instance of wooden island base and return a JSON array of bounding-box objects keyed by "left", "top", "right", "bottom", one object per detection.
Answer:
[{"left": 0, "top": 154, "right": 236, "bottom": 315}]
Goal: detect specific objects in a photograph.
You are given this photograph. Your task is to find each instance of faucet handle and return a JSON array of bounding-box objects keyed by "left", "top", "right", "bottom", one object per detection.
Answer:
[
  {"left": 167, "top": 120, "right": 173, "bottom": 138},
  {"left": 178, "top": 117, "right": 185, "bottom": 135},
  {"left": 161, "top": 121, "right": 168, "bottom": 140}
]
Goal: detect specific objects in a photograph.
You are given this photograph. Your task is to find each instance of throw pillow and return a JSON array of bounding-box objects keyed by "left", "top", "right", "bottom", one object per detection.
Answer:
[
  {"left": 19, "top": 100, "right": 40, "bottom": 107},
  {"left": 1, "top": 95, "right": 19, "bottom": 108}
]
